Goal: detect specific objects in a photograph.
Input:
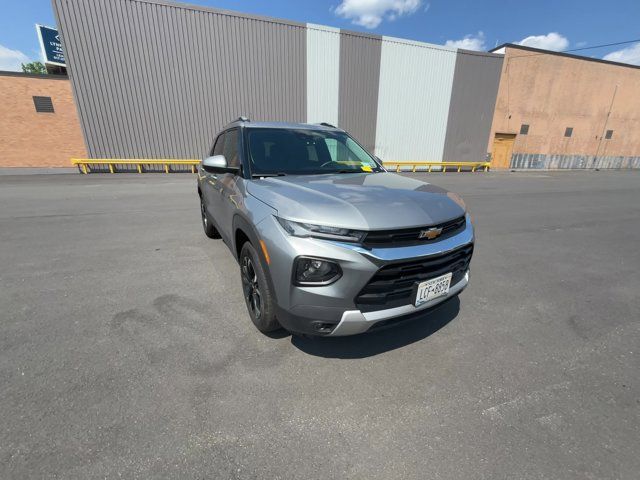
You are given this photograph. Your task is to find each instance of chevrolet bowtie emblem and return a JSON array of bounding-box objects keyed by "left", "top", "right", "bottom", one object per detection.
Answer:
[{"left": 419, "top": 227, "right": 442, "bottom": 240}]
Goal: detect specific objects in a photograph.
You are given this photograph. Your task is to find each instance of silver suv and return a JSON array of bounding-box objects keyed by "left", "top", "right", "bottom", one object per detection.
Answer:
[{"left": 197, "top": 119, "right": 474, "bottom": 336}]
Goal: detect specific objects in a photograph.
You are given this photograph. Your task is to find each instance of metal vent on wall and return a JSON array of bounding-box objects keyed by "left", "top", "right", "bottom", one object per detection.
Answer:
[
  {"left": 520, "top": 124, "right": 529, "bottom": 135},
  {"left": 33, "top": 96, "right": 54, "bottom": 113},
  {"left": 605, "top": 130, "right": 614, "bottom": 139}
]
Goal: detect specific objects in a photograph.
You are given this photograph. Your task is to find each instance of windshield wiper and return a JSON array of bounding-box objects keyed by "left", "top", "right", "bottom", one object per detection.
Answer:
[{"left": 252, "top": 172, "right": 287, "bottom": 178}]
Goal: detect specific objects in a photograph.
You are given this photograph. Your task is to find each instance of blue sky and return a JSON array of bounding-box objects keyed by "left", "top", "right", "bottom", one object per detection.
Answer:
[{"left": 1, "top": 0, "right": 639, "bottom": 70}]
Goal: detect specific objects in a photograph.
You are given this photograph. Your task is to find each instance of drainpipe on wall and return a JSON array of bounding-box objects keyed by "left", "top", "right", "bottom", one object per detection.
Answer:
[{"left": 592, "top": 84, "right": 618, "bottom": 169}]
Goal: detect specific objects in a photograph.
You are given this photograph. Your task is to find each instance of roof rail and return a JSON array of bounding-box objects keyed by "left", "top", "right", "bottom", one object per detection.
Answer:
[{"left": 318, "top": 122, "right": 336, "bottom": 128}]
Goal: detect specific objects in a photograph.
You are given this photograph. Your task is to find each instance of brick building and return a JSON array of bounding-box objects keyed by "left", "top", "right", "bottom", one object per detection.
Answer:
[{"left": 0, "top": 71, "right": 86, "bottom": 168}]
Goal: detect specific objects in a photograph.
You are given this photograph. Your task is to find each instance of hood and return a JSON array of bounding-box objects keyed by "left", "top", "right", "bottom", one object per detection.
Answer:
[{"left": 247, "top": 172, "right": 465, "bottom": 230}]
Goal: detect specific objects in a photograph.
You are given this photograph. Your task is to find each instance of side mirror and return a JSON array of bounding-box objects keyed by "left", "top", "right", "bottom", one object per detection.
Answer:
[{"left": 202, "top": 155, "right": 227, "bottom": 170}]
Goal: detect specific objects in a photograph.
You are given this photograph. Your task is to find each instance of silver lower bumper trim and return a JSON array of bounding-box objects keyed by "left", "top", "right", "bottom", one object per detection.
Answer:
[{"left": 329, "top": 271, "right": 469, "bottom": 336}]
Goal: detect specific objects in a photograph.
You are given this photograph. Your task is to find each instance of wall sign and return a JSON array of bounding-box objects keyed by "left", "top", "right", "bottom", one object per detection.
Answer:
[{"left": 36, "top": 24, "right": 66, "bottom": 67}]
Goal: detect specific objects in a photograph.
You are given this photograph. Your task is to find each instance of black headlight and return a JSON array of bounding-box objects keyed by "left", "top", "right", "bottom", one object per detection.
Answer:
[{"left": 293, "top": 257, "right": 342, "bottom": 286}]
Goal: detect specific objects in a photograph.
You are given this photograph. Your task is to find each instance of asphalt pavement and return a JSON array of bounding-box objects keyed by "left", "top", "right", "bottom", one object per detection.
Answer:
[{"left": 1, "top": 170, "right": 639, "bottom": 479}]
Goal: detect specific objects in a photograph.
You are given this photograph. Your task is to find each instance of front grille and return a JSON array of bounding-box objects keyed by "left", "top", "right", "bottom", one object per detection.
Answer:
[
  {"left": 363, "top": 216, "right": 466, "bottom": 248},
  {"left": 355, "top": 244, "right": 473, "bottom": 312}
]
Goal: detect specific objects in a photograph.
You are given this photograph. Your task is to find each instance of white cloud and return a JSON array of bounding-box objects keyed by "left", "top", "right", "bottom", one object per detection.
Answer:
[
  {"left": 445, "top": 32, "right": 486, "bottom": 51},
  {"left": 334, "top": 0, "right": 422, "bottom": 29},
  {"left": 0, "top": 44, "right": 30, "bottom": 71},
  {"left": 603, "top": 42, "right": 640, "bottom": 66},
  {"left": 515, "top": 32, "right": 569, "bottom": 51}
]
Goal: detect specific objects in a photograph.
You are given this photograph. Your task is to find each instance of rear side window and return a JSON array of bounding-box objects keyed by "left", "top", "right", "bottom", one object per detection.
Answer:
[{"left": 223, "top": 129, "right": 240, "bottom": 168}]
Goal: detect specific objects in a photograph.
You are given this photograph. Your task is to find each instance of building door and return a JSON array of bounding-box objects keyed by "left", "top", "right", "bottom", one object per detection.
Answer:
[{"left": 491, "top": 133, "right": 516, "bottom": 169}]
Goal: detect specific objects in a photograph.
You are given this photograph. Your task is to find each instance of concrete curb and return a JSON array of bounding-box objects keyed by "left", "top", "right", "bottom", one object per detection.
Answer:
[{"left": 0, "top": 167, "right": 79, "bottom": 175}]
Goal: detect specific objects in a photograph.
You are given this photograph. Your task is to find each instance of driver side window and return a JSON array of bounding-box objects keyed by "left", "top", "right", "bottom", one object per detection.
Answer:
[
  {"left": 223, "top": 129, "right": 240, "bottom": 169},
  {"left": 212, "top": 133, "right": 225, "bottom": 156}
]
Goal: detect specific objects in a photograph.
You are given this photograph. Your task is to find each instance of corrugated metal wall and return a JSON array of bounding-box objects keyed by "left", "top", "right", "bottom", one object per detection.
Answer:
[
  {"left": 338, "top": 31, "right": 382, "bottom": 153},
  {"left": 443, "top": 50, "right": 503, "bottom": 162},
  {"left": 306, "top": 24, "right": 340, "bottom": 126},
  {"left": 54, "top": 0, "right": 507, "bottom": 163},
  {"left": 53, "top": 0, "right": 306, "bottom": 158},
  {"left": 375, "top": 38, "right": 456, "bottom": 161}
]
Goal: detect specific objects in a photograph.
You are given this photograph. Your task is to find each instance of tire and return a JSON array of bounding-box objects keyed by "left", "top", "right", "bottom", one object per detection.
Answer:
[
  {"left": 239, "top": 242, "right": 280, "bottom": 333},
  {"left": 200, "top": 195, "right": 220, "bottom": 239}
]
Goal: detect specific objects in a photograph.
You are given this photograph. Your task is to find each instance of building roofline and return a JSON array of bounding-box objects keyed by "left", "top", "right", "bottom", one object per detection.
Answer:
[
  {"left": 127, "top": 0, "right": 491, "bottom": 53},
  {"left": 0, "top": 71, "right": 69, "bottom": 80},
  {"left": 490, "top": 43, "right": 640, "bottom": 70},
  {"left": 129, "top": 0, "right": 306, "bottom": 28},
  {"left": 457, "top": 48, "right": 504, "bottom": 59}
]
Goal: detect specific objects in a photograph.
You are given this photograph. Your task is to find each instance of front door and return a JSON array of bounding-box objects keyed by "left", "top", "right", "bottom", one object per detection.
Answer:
[
  {"left": 215, "top": 128, "right": 241, "bottom": 242},
  {"left": 492, "top": 133, "right": 516, "bottom": 169}
]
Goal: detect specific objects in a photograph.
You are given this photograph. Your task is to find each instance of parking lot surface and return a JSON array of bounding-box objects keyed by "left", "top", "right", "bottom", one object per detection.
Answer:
[{"left": 1, "top": 170, "right": 639, "bottom": 479}]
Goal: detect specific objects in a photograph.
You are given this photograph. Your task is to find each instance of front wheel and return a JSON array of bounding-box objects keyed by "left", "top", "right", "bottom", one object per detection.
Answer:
[{"left": 239, "top": 242, "right": 280, "bottom": 333}]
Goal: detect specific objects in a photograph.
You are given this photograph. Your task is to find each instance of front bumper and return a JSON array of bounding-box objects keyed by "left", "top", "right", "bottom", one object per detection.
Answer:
[
  {"left": 329, "top": 270, "right": 469, "bottom": 335},
  {"left": 257, "top": 213, "right": 474, "bottom": 336}
]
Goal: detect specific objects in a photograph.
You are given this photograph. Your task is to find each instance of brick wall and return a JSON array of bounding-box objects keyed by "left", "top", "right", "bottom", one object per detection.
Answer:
[
  {"left": 488, "top": 45, "right": 640, "bottom": 169},
  {"left": 0, "top": 72, "right": 86, "bottom": 167}
]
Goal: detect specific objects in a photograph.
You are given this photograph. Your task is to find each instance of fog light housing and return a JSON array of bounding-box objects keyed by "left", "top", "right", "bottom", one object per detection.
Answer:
[{"left": 293, "top": 257, "right": 342, "bottom": 286}]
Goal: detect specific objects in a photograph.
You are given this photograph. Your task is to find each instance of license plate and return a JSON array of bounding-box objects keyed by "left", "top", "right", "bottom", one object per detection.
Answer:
[{"left": 414, "top": 273, "right": 452, "bottom": 307}]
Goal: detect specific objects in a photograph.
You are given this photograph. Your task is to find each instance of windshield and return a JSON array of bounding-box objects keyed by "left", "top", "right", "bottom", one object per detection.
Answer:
[{"left": 246, "top": 128, "right": 382, "bottom": 175}]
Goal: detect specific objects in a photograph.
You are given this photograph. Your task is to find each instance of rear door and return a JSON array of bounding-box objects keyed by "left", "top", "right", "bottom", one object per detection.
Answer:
[{"left": 202, "top": 132, "right": 225, "bottom": 229}]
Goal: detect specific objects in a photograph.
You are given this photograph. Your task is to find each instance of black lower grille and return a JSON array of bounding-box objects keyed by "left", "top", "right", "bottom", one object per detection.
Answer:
[
  {"left": 355, "top": 244, "right": 473, "bottom": 312},
  {"left": 363, "top": 216, "right": 466, "bottom": 248}
]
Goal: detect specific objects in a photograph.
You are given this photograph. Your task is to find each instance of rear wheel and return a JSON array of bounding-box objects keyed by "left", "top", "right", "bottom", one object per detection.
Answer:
[
  {"left": 200, "top": 195, "right": 220, "bottom": 239},
  {"left": 239, "top": 242, "right": 280, "bottom": 333}
]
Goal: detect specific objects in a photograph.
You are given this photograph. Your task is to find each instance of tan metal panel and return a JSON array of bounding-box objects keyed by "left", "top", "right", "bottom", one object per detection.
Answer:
[
  {"left": 375, "top": 37, "right": 456, "bottom": 162},
  {"left": 306, "top": 24, "right": 340, "bottom": 125}
]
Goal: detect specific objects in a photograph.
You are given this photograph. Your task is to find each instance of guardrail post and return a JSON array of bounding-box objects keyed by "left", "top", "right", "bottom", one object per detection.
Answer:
[{"left": 108, "top": 163, "right": 114, "bottom": 174}]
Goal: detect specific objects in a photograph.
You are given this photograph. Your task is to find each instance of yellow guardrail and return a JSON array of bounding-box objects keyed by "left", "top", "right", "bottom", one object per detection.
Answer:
[
  {"left": 383, "top": 161, "right": 490, "bottom": 173},
  {"left": 72, "top": 159, "right": 490, "bottom": 174},
  {"left": 72, "top": 159, "right": 200, "bottom": 174}
]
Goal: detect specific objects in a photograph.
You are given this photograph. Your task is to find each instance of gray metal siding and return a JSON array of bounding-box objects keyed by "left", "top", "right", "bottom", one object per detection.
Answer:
[
  {"left": 442, "top": 50, "right": 503, "bottom": 162},
  {"left": 510, "top": 153, "right": 640, "bottom": 169},
  {"left": 53, "top": 0, "right": 306, "bottom": 159},
  {"left": 338, "top": 31, "right": 381, "bottom": 153}
]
